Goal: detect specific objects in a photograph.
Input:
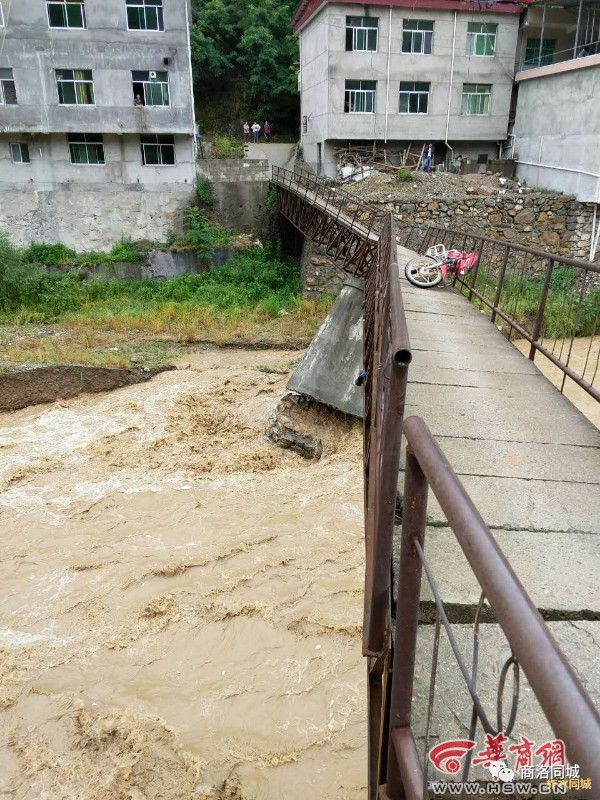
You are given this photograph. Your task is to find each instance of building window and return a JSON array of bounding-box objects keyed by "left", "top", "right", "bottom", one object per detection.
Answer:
[
  {"left": 524, "top": 38, "right": 556, "bottom": 67},
  {"left": 47, "top": 0, "right": 86, "bottom": 29},
  {"left": 402, "top": 20, "right": 433, "bottom": 54},
  {"left": 67, "top": 133, "right": 105, "bottom": 165},
  {"left": 0, "top": 3, "right": 4, "bottom": 27},
  {"left": 466, "top": 23, "right": 497, "bottom": 56},
  {"left": 461, "top": 83, "right": 491, "bottom": 115},
  {"left": 56, "top": 69, "right": 94, "bottom": 104},
  {"left": 399, "top": 81, "right": 430, "bottom": 114},
  {"left": 10, "top": 143, "right": 30, "bottom": 164},
  {"left": 126, "top": 0, "right": 164, "bottom": 31},
  {"left": 345, "top": 16, "right": 378, "bottom": 52},
  {"left": 344, "top": 80, "right": 376, "bottom": 113},
  {"left": 132, "top": 71, "right": 169, "bottom": 106},
  {"left": 140, "top": 134, "right": 175, "bottom": 165},
  {"left": 0, "top": 68, "right": 17, "bottom": 104}
]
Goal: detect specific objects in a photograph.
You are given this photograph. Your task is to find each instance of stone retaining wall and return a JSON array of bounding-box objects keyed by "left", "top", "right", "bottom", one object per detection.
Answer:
[
  {"left": 300, "top": 238, "right": 347, "bottom": 297},
  {"left": 384, "top": 189, "right": 596, "bottom": 262}
]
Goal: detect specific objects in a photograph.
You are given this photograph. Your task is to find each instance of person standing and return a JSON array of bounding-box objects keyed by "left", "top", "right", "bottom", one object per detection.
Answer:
[
  {"left": 251, "top": 121, "right": 260, "bottom": 143},
  {"left": 243, "top": 121, "right": 250, "bottom": 141},
  {"left": 422, "top": 143, "right": 433, "bottom": 172},
  {"left": 263, "top": 120, "right": 271, "bottom": 143}
]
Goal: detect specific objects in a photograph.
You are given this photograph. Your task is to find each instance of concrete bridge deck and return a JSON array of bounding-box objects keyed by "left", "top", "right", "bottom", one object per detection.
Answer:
[
  {"left": 394, "top": 244, "right": 600, "bottom": 755},
  {"left": 396, "top": 243, "right": 600, "bottom": 617}
]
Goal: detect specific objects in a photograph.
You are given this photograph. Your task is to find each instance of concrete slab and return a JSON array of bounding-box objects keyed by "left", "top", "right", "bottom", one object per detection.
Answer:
[
  {"left": 245, "top": 142, "right": 296, "bottom": 171},
  {"left": 407, "top": 365, "right": 551, "bottom": 389},
  {"left": 411, "top": 621, "right": 600, "bottom": 764},
  {"left": 404, "top": 382, "right": 598, "bottom": 446},
  {"left": 398, "top": 472, "right": 600, "bottom": 534},
  {"left": 287, "top": 278, "right": 364, "bottom": 417},
  {"left": 400, "top": 437, "right": 600, "bottom": 483},
  {"left": 412, "top": 527, "right": 600, "bottom": 615}
]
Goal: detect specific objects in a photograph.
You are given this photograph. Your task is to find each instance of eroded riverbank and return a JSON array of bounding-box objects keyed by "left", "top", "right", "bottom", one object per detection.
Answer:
[{"left": 0, "top": 347, "right": 366, "bottom": 800}]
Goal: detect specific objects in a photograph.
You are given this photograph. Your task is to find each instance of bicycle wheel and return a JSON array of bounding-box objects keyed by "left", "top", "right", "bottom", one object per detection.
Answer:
[{"left": 404, "top": 257, "right": 443, "bottom": 288}]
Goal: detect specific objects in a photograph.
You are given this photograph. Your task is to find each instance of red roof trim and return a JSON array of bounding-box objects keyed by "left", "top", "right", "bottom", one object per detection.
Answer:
[{"left": 293, "top": 0, "right": 523, "bottom": 31}]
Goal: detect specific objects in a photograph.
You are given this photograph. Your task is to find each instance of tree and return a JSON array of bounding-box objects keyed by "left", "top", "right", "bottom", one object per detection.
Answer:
[{"left": 190, "top": 0, "right": 299, "bottom": 134}]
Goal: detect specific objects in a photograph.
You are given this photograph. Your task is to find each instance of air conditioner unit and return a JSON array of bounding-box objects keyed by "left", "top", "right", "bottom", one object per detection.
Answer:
[{"left": 149, "top": 71, "right": 157, "bottom": 80}]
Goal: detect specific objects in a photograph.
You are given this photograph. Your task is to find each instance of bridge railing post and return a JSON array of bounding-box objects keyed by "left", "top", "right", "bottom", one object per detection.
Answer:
[{"left": 528, "top": 257, "right": 554, "bottom": 361}]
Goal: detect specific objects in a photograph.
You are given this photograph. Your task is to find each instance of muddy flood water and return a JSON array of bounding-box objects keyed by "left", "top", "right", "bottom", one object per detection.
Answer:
[{"left": 0, "top": 349, "right": 367, "bottom": 800}]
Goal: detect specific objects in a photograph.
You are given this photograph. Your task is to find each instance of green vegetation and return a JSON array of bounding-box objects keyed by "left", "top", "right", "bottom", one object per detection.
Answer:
[
  {"left": 396, "top": 168, "right": 413, "bottom": 183},
  {"left": 190, "top": 0, "right": 299, "bottom": 133},
  {"left": 265, "top": 186, "right": 278, "bottom": 211},
  {"left": 463, "top": 264, "right": 599, "bottom": 339},
  {"left": 0, "top": 233, "right": 332, "bottom": 360},
  {"left": 20, "top": 239, "right": 144, "bottom": 269},
  {"left": 167, "top": 207, "right": 230, "bottom": 259},
  {"left": 195, "top": 178, "right": 215, "bottom": 209},
  {"left": 212, "top": 135, "right": 244, "bottom": 159}
]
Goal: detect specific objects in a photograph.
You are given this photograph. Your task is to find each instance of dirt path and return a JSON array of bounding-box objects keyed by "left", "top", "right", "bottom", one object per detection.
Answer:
[{"left": 0, "top": 348, "right": 366, "bottom": 800}]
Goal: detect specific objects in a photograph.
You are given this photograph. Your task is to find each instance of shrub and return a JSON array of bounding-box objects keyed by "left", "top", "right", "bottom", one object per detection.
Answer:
[
  {"left": 213, "top": 135, "right": 244, "bottom": 159},
  {"left": 183, "top": 207, "right": 216, "bottom": 259},
  {"left": 396, "top": 168, "right": 413, "bottom": 183},
  {"left": 22, "top": 242, "right": 77, "bottom": 266},
  {"left": 195, "top": 178, "right": 215, "bottom": 209},
  {"left": 109, "top": 240, "right": 142, "bottom": 263},
  {"left": 265, "top": 187, "right": 278, "bottom": 211}
]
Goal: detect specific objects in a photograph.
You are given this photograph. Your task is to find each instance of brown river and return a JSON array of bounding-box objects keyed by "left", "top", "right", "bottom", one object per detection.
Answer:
[{"left": 0, "top": 349, "right": 366, "bottom": 799}]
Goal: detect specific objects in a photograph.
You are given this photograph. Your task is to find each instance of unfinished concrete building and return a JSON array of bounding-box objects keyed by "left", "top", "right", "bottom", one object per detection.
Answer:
[
  {"left": 512, "top": 0, "right": 600, "bottom": 224},
  {"left": 293, "top": 0, "right": 523, "bottom": 177},
  {"left": 0, "top": 0, "right": 196, "bottom": 249}
]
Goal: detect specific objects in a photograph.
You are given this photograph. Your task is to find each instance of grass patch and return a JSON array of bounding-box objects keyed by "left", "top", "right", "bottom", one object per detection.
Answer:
[
  {"left": 0, "top": 234, "right": 333, "bottom": 366},
  {"left": 463, "top": 264, "right": 600, "bottom": 339}
]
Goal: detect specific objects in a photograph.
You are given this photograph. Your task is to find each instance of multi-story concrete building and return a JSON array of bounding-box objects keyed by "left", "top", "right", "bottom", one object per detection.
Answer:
[
  {"left": 293, "top": 0, "right": 523, "bottom": 177},
  {"left": 512, "top": 0, "right": 600, "bottom": 211},
  {"left": 0, "top": 0, "right": 196, "bottom": 249}
]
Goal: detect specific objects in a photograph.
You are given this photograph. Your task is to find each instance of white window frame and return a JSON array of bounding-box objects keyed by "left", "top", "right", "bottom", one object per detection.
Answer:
[
  {"left": 0, "top": 68, "right": 17, "bottom": 105},
  {"left": 466, "top": 23, "right": 497, "bottom": 57},
  {"left": 344, "top": 80, "right": 376, "bottom": 114},
  {"left": 56, "top": 69, "right": 95, "bottom": 105},
  {"left": 131, "top": 71, "right": 170, "bottom": 107},
  {"left": 461, "top": 83, "right": 491, "bottom": 116},
  {"left": 402, "top": 20, "right": 434, "bottom": 55},
  {"left": 126, "top": 0, "right": 164, "bottom": 32},
  {"left": 0, "top": 3, "right": 5, "bottom": 27},
  {"left": 47, "top": 0, "right": 86, "bottom": 30},
  {"left": 10, "top": 143, "right": 30, "bottom": 164},
  {"left": 67, "top": 133, "right": 105, "bottom": 165},
  {"left": 345, "top": 16, "right": 378, "bottom": 52},
  {"left": 140, "top": 134, "right": 176, "bottom": 166},
  {"left": 399, "top": 82, "right": 430, "bottom": 114}
]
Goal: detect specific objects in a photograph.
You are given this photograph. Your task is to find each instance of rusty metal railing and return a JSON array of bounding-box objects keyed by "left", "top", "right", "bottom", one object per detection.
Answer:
[
  {"left": 379, "top": 416, "right": 600, "bottom": 800},
  {"left": 362, "top": 213, "right": 412, "bottom": 799},
  {"left": 397, "top": 220, "right": 600, "bottom": 402},
  {"left": 272, "top": 165, "right": 386, "bottom": 242}
]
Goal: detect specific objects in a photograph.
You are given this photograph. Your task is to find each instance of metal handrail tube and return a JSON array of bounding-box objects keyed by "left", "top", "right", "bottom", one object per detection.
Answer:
[
  {"left": 400, "top": 415, "right": 600, "bottom": 790},
  {"left": 394, "top": 217, "right": 600, "bottom": 273}
]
